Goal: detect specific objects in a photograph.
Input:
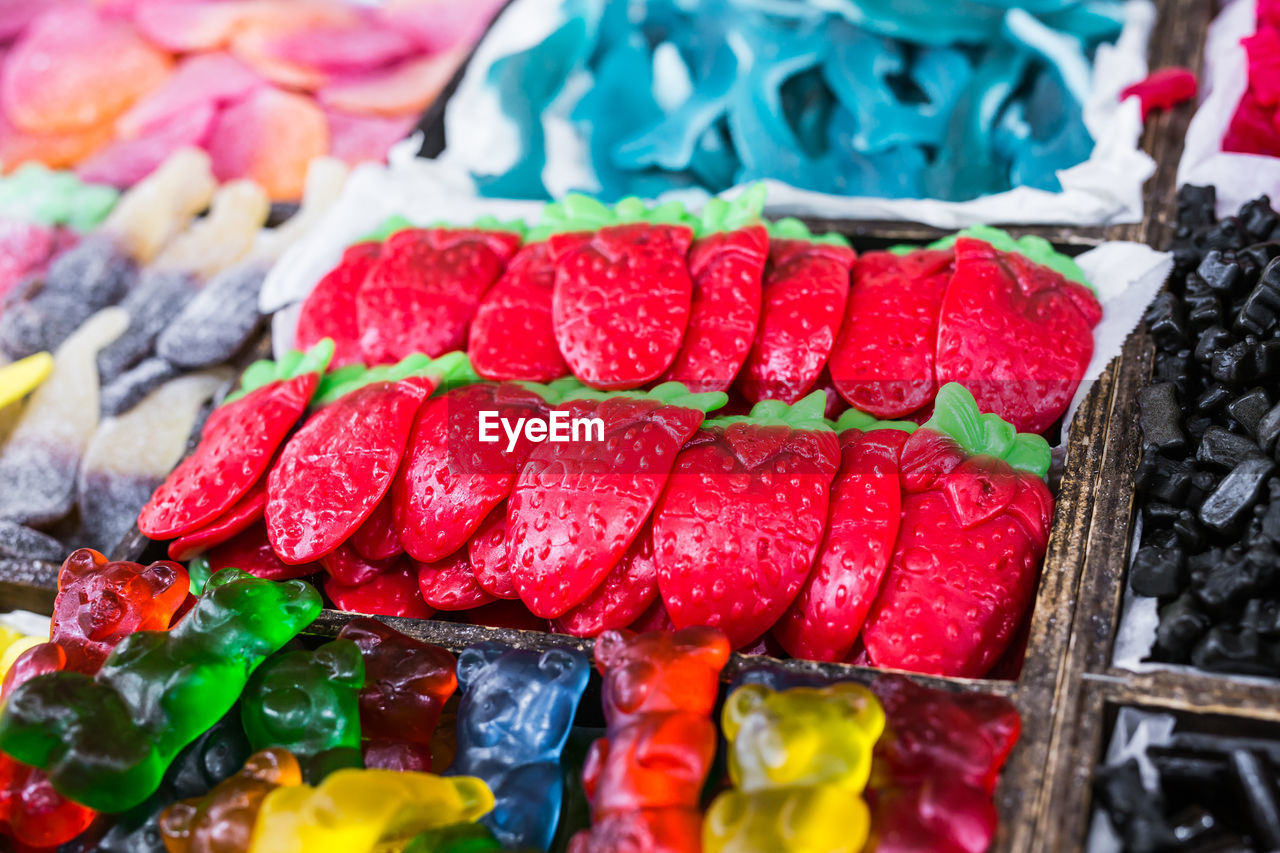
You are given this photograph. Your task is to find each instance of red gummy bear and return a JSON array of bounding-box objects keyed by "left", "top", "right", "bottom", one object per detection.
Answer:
[
  {"left": 569, "top": 627, "right": 730, "bottom": 853},
  {"left": 337, "top": 617, "right": 457, "bottom": 772},
  {"left": 1119, "top": 67, "right": 1197, "bottom": 120},
  {"left": 867, "top": 675, "right": 1021, "bottom": 853},
  {"left": 50, "top": 548, "right": 190, "bottom": 674}
]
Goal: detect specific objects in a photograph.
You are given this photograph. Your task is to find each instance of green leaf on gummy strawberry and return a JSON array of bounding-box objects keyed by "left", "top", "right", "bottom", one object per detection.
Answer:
[
  {"left": 706, "top": 390, "right": 833, "bottom": 430},
  {"left": 695, "top": 183, "right": 767, "bottom": 237},
  {"left": 834, "top": 407, "right": 918, "bottom": 434},
  {"left": 313, "top": 351, "right": 477, "bottom": 405},
  {"left": 541, "top": 194, "right": 696, "bottom": 234},
  {"left": 559, "top": 380, "right": 729, "bottom": 414},
  {"left": 923, "top": 383, "right": 1051, "bottom": 479},
  {"left": 223, "top": 339, "right": 335, "bottom": 405},
  {"left": 359, "top": 214, "right": 414, "bottom": 243},
  {"left": 765, "top": 217, "right": 850, "bottom": 248},
  {"left": 927, "top": 225, "right": 1090, "bottom": 290}
]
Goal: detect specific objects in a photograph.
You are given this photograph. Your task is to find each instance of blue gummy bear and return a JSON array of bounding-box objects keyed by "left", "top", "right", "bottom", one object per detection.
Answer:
[{"left": 448, "top": 643, "right": 591, "bottom": 852}]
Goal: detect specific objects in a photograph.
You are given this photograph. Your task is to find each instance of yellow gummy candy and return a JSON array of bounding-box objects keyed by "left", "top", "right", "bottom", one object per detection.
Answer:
[
  {"left": 248, "top": 769, "right": 494, "bottom": 853},
  {"left": 0, "top": 636, "right": 42, "bottom": 684},
  {"left": 703, "top": 682, "right": 884, "bottom": 853},
  {"left": 0, "top": 352, "right": 53, "bottom": 411}
]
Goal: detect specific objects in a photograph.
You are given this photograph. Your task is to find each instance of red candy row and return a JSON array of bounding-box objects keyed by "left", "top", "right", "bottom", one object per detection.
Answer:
[{"left": 295, "top": 196, "right": 1102, "bottom": 434}]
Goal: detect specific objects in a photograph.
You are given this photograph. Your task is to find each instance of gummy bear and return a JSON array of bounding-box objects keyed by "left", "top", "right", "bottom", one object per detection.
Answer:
[
  {"left": 0, "top": 569, "right": 321, "bottom": 812},
  {"left": 160, "top": 747, "right": 303, "bottom": 853},
  {"left": 49, "top": 548, "right": 190, "bottom": 674},
  {"left": 570, "top": 628, "right": 730, "bottom": 853},
  {"left": 865, "top": 674, "right": 1020, "bottom": 853},
  {"left": 450, "top": 642, "right": 591, "bottom": 850},
  {"left": 248, "top": 768, "right": 495, "bottom": 853},
  {"left": 72, "top": 711, "right": 252, "bottom": 853},
  {"left": 703, "top": 682, "right": 885, "bottom": 853},
  {"left": 240, "top": 639, "right": 365, "bottom": 781},
  {"left": 338, "top": 617, "right": 458, "bottom": 772}
]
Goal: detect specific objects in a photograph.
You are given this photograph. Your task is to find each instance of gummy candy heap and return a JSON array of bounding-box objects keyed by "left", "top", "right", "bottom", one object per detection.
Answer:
[
  {"left": 1134, "top": 186, "right": 1280, "bottom": 678},
  {"left": 459, "top": 0, "right": 1128, "bottom": 202},
  {"left": 1094, "top": 711, "right": 1280, "bottom": 852},
  {"left": 0, "top": 0, "right": 507, "bottom": 199},
  {"left": 0, "top": 151, "right": 344, "bottom": 563},
  {"left": 139, "top": 194, "right": 1099, "bottom": 678},
  {"left": 1226, "top": 0, "right": 1280, "bottom": 157},
  {"left": 0, "top": 551, "right": 1022, "bottom": 853}
]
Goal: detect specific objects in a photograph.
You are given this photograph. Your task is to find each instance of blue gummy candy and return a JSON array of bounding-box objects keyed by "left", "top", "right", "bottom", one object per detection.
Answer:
[{"left": 448, "top": 643, "right": 590, "bottom": 852}]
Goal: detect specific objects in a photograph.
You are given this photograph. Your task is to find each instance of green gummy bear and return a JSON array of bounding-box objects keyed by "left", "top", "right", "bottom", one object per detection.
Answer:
[
  {"left": 241, "top": 639, "right": 365, "bottom": 781},
  {"left": 0, "top": 569, "right": 322, "bottom": 812}
]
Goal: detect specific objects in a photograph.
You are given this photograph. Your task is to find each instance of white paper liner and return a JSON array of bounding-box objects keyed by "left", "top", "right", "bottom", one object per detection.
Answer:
[
  {"left": 1176, "top": 0, "right": 1280, "bottom": 215},
  {"left": 0, "top": 609, "right": 50, "bottom": 639},
  {"left": 432, "top": 0, "right": 1157, "bottom": 228},
  {"left": 260, "top": 153, "right": 1173, "bottom": 451},
  {"left": 1085, "top": 705, "right": 1178, "bottom": 853}
]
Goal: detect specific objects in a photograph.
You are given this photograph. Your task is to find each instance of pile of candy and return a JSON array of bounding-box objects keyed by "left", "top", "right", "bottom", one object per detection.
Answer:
[
  {"left": 138, "top": 325, "right": 1056, "bottom": 679},
  {"left": 0, "top": 549, "right": 1021, "bottom": 852},
  {"left": 1094, "top": 711, "right": 1280, "bottom": 852},
  {"left": 1133, "top": 187, "right": 1280, "bottom": 677},
  {"left": 290, "top": 193, "right": 1102, "bottom": 432},
  {"left": 0, "top": 0, "right": 504, "bottom": 199},
  {"left": 135, "top": 193, "right": 1104, "bottom": 677},
  {"left": 447, "top": 0, "right": 1129, "bottom": 202},
  {"left": 0, "top": 150, "right": 347, "bottom": 561},
  {"left": 1225, "top": 0, "right": 1280, "bottom": 158}
]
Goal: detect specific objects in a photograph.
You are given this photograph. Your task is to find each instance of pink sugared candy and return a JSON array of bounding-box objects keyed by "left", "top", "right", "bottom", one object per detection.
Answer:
[
  {"left": 325, "top": 109, "right": 415, "bottom": 165},
  {"left": 79, "top": 103, "right": 216, "bottom": 188},
  {"left": 318, "top": 49, "right": 465, "bottom": 117},
  {"left": 2, "top": 6, "right": 172, "bottom": 134},
  {"left": 116, "top": 52, "right": 263, "bottom": 140},
  {"left": 206, "top": 86, "right": 329, "bottom": 201}
]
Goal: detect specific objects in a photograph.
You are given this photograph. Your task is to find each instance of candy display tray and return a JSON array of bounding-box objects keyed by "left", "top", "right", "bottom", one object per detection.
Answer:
[
  {"left": 1034, "top": 329, "right": 1280, "bottom": 851},
  {"left": 0, "top": 2, "right": 1214, "bottom": 848},
  {"left": 0, "top": 235, "right": 1122, "bottom": 853}
]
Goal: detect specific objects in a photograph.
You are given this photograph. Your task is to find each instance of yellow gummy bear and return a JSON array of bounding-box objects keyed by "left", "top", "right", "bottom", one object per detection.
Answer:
[
  {"left": 248, "top": 769, "right": 494, "bottom": 853},
  {"left": 0, "top": 353, "right": 53, "bottom": 411},
  {"left": 703, "top": 682, "right": 885, "bottom": 853}
]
